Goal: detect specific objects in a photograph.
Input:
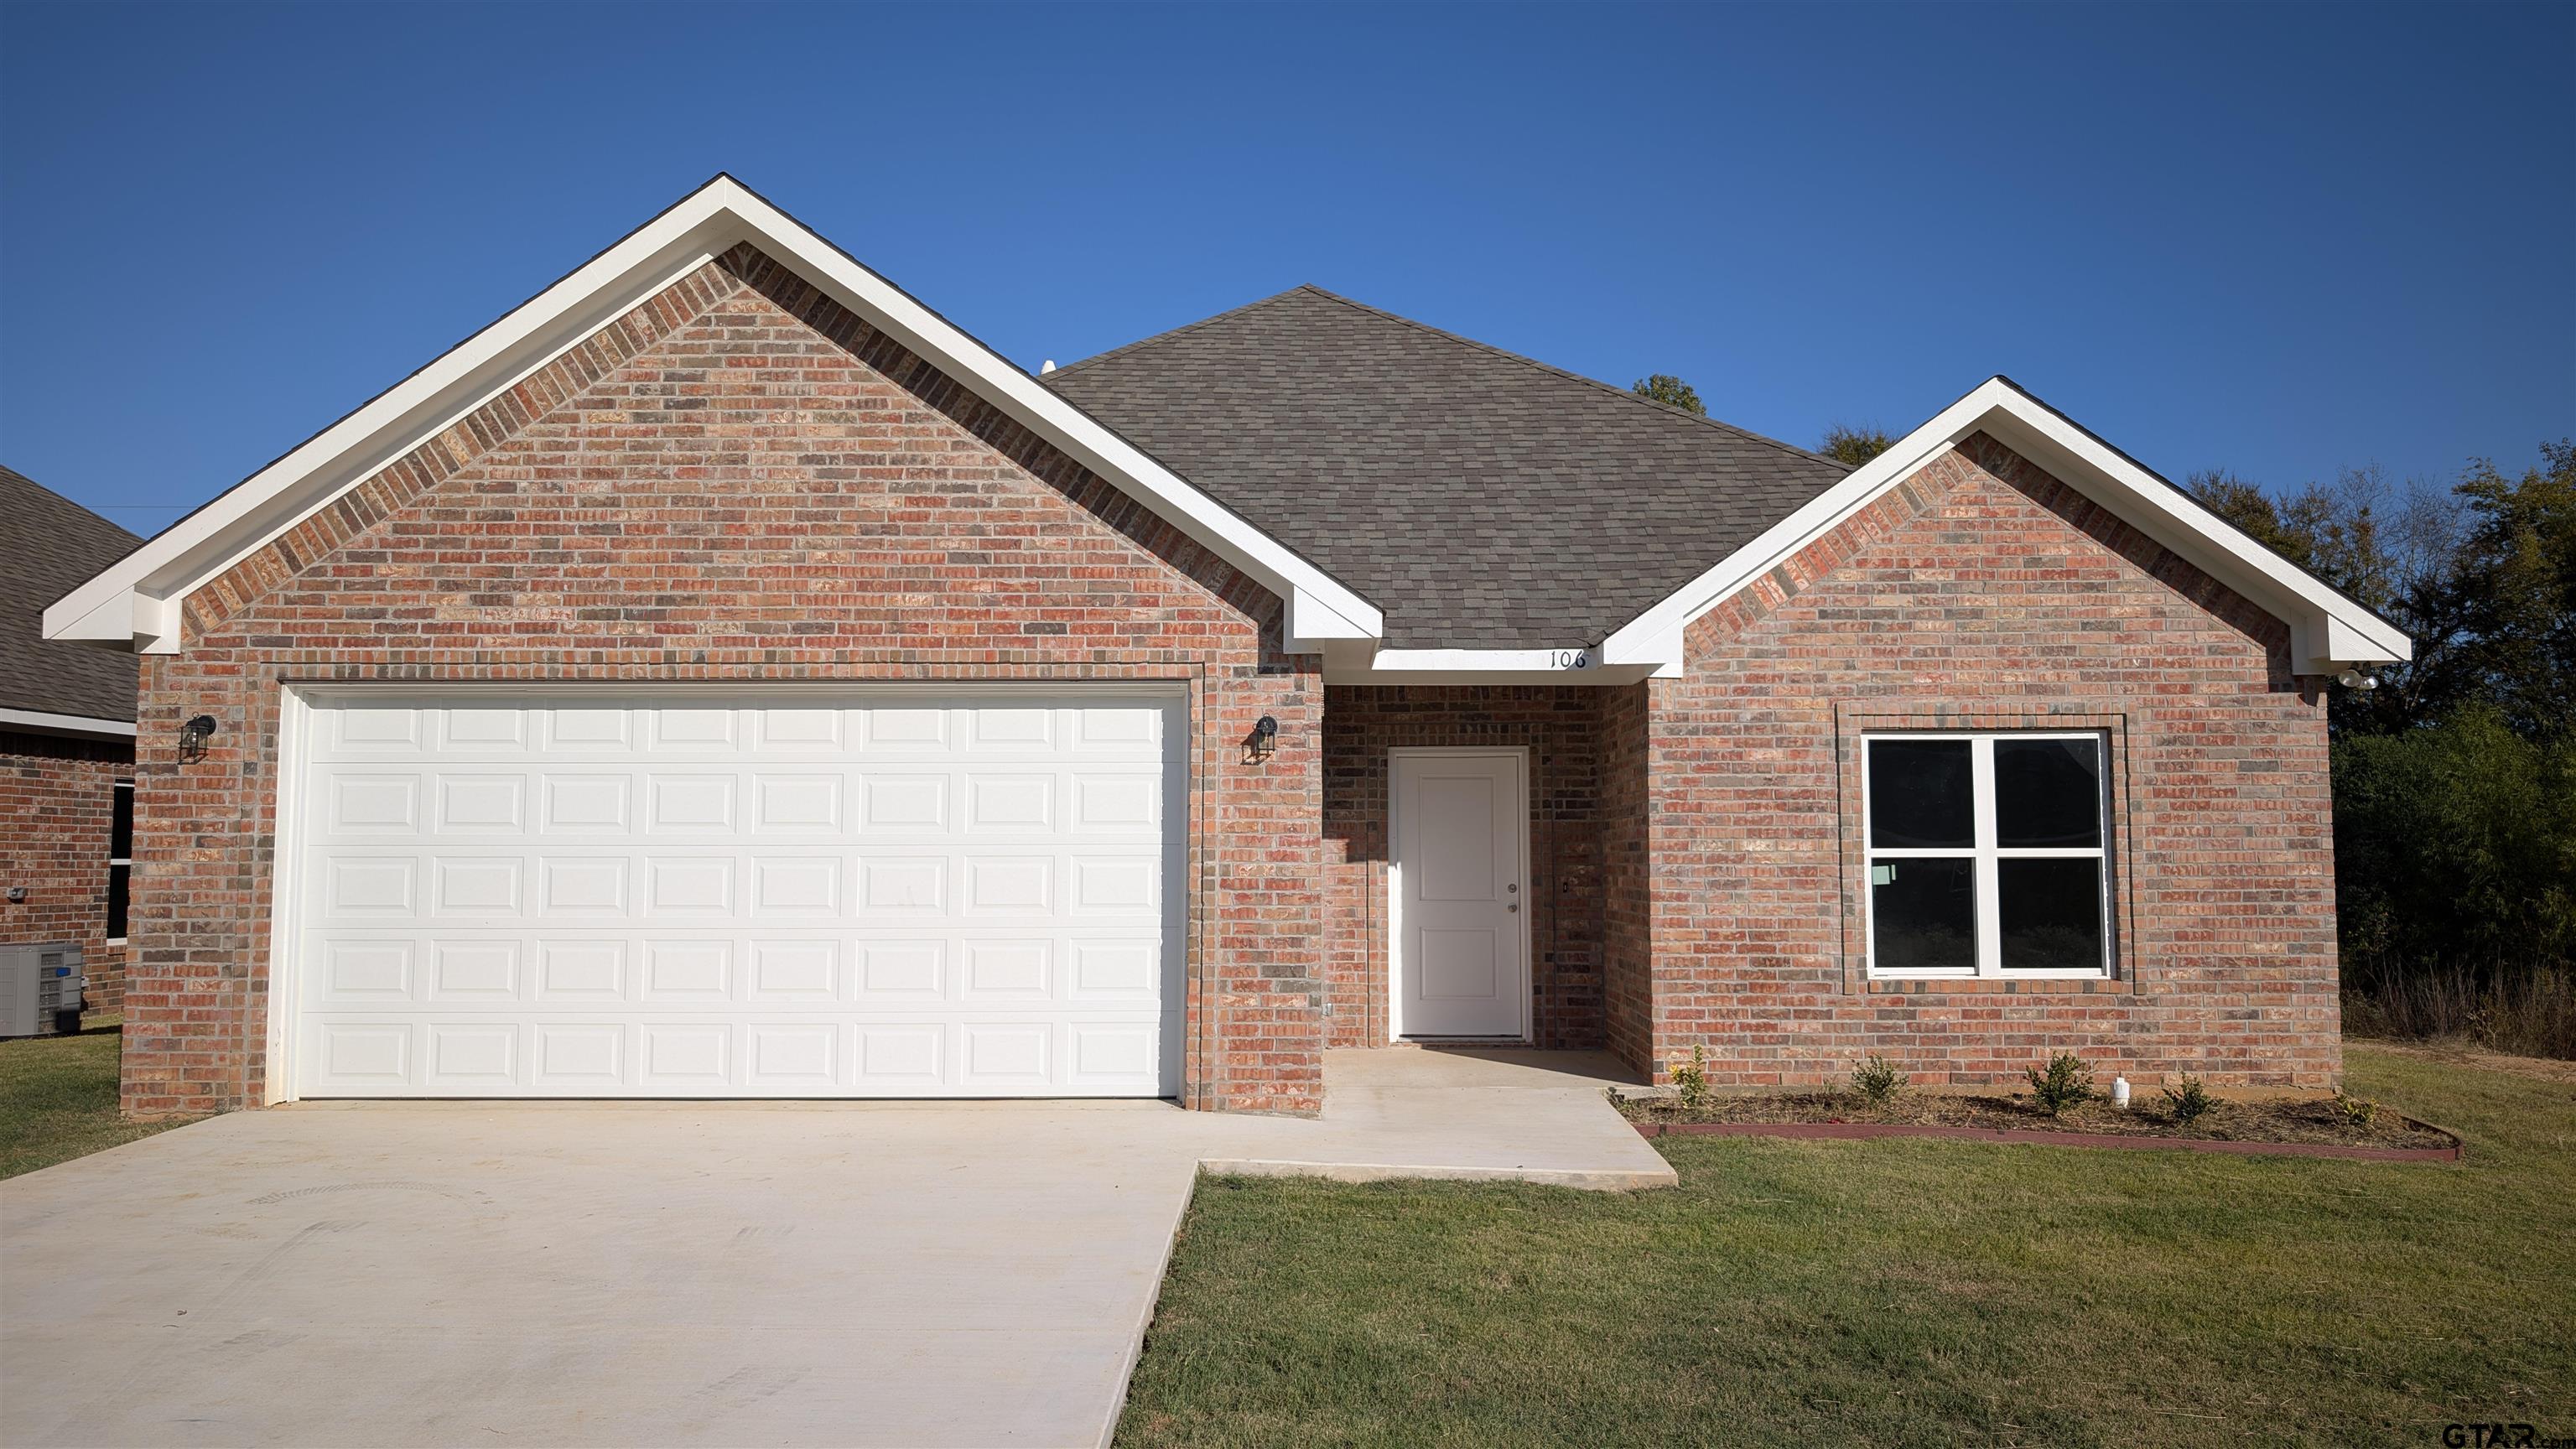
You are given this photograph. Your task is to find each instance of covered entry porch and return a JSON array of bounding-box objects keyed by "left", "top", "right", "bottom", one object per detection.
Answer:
[{"left": 1321, "top": 685, "right": 1651, "bottom": 1067}]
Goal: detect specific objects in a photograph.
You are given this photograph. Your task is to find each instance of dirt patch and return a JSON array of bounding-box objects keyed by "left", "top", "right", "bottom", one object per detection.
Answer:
[{"left": 1618, "top": 1088, "right": 2454, "bottom": 1150}]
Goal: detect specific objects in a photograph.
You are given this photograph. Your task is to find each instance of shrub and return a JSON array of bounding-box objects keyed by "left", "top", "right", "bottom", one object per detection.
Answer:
[
  {"left": 2335, "top": 1090, "right": 2381, "bottom": 1128},
  {"left": 2163, "top": 1074, "right": 2215, "bottom": 1125},
  {"left": 1668, "top": 1045, "right": 1710, "bottom": 1112},
  {"left": 2023, "top": 1052, "right": 2096, "bottom": 1116},
  {"left": 1850, "top": 1054, "right": 1904, "bottom": 1107}
]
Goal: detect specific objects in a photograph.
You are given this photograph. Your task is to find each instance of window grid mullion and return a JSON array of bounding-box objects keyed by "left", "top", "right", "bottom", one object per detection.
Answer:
[{"left": 1971, "top": 738, "right": 2000, "bottom": 975}]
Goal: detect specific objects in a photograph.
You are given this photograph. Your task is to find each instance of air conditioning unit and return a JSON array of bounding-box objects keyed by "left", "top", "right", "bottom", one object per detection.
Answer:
[{"left": 0, "top": 943, "right": 85, "bottom": 1038}]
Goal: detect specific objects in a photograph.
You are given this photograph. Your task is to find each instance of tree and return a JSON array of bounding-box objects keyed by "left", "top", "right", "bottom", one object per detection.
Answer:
[
  {"left": 1820, "top": 424, "right": 1895, "bottom": 467},
  {"left": 2189, "top": 444, "right": 2576, "bottom": 1050},
  {"left": 2186, "top": 469, "right": 2316, "bottom": 570},
  {"left": 1632, "top": 374, "right": 1704, "bottom": 415},
  {"left": 2422, "top": 441, "right": 2576, "bottom": 741}
]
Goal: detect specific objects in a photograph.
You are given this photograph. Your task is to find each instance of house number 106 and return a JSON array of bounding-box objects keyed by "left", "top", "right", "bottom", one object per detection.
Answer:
[{"left": 1550, "top": 650, "right": 1590, "bottom": 670}]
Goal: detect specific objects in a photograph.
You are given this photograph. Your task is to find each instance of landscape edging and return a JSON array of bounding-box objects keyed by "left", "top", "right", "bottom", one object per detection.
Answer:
[{"left": 1630, "top": 1118, "right": 2463, "bottom": 1162}]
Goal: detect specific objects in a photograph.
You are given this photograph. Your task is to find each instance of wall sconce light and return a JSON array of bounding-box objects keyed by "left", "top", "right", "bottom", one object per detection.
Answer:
[
  {"left": 1244, "top": 714, "right": 1280, "bottom": 764},
  {"left": 179, "top": 714, "right": 218, "bottom": 764}
]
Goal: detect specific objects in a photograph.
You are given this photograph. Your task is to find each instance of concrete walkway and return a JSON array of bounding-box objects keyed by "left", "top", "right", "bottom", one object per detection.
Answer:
[{"left": 1, "top": 1048, "right": 1667, "bottom": 1449}]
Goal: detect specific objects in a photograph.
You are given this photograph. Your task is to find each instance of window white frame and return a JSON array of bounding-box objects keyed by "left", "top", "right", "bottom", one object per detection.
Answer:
[
  {"left": 106, "top": 778, "right": 135, "bottom": 945},
  {"left": 1861, "top": 731, "right": 2112, "bottom": 979}
]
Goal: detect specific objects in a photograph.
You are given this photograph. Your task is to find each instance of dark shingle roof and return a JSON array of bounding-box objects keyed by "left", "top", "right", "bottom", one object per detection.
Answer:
[
  {"left": 0, "top": 465, "right": 139, "bottom": 724},
  {"left": 1041, "top": 286, "right": 1852, "bottom": 648}
]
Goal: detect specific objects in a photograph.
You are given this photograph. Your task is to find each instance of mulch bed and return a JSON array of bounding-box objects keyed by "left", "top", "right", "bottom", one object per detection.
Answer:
[{"left": 1618, "top": 1089, "right": 2460, "bottom": 1161}]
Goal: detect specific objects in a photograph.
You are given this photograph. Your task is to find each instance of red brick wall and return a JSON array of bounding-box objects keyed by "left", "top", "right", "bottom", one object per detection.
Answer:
[
  {"left": 0, "top": 731, "right": 132, "bottom": 1017},
  {"left": 1643, "top": 434, "right": 2342, "bottom": 1091},
  {"left": 122, "top": 245, "right": 1326, "bottom": 1119},
  {"left": 1321, "top": 686, "right": 1604, "bottom": 1048},
  {"left": 1597, "top": 682, "right": 1654, "bottom": 1071}
]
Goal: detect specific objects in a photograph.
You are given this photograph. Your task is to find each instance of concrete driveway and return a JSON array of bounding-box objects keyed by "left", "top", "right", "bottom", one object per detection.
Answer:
[{"left": 2, "top": 1051, "right": 1668, "bottom": 1448}]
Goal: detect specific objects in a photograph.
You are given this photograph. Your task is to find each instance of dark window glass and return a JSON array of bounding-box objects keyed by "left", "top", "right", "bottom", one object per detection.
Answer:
[
  {"left": 111, "top": 782, "right": 134, "bottom": 860},
  {"left": 1871, "top": 858, "right": 1976, "bottom": 972},
  {"left": 1998, "top": 858, "right": 2104, "bottom": 970},
  {"left": 1994, "top": 738, "right": 2101, "bottom": 848},
  {"left": 1867, "top": 740, "right": 1974, "bottom": 849},
  {"left": 106, "top": 865, "right": 130, "bottom": 941}
]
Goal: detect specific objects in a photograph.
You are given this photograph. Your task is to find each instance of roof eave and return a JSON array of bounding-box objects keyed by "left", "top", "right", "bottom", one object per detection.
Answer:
[
  {"left": 44, "top": 176, "right": 1382, "bottom": 655},
  {"left": 1601, "top": 377, "right": 2412, "bottom": 678}
]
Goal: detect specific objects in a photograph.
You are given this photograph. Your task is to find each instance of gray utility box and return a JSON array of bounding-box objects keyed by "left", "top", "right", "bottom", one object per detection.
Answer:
[{"left": 0, "top": 942, "right": 85, "bottom": 1037}]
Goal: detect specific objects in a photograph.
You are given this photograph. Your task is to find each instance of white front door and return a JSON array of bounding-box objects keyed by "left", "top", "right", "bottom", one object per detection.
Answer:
[
  {"left": 1390, "top": 749, "right": 1528, "bottom": 1039},
  {"left": 282, "top": 689, "right": 1185, "bottom": 1099}
]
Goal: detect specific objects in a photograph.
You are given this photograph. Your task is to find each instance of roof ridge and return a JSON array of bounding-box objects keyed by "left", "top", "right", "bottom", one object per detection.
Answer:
[
  {"left": 1291, "top": 286, "right": 1852, "bottom": 474},
  {"left": 1042, "top": 286, "right": 1319, "bottom": 382}
]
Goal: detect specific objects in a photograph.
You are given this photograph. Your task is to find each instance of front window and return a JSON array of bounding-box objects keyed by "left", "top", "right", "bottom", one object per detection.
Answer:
[
  {"left": 106, "top": 779, "right": 133, "bottom": 944},
  {"left": 1863, "top": 734, "right": 2110, "bottom": 977}
]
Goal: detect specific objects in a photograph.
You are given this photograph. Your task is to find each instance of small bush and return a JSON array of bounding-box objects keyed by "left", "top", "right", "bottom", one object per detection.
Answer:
[
  {"left": 2023, "top": 1052, "right": 2096, "bottom": 1116},
  {"left": 1668, "top": 1045, "right": 1710, "bottom": 1112},
  {"left": 2335, "top": 1090, "right": 2381, "bottom": 1127},
  {"left": 1850, "top": 1054, "right": 1904, "bottom": 1107},
  {"left": 2163, "top": 1074, "right": 2215, "bottom": 1125}
]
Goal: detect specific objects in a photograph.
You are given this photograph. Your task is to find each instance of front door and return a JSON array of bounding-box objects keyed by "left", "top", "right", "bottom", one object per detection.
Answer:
[{"left": 1390, "top": 749, "right": 1528, "bottom": 1039}]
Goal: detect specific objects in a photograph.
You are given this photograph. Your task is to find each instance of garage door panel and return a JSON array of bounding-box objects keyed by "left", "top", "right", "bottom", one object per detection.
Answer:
[{"left": 292, "top": 692, "right": 1182, "bottom": 1098}]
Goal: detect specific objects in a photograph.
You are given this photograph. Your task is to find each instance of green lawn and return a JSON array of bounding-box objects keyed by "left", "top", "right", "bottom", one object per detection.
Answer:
[
  {"left": 0, "top": 1022, "right": 196, "bottom": 1179},
  {"left": 1119, "top": 1046, "right": 2576, "bottom": 1448}
]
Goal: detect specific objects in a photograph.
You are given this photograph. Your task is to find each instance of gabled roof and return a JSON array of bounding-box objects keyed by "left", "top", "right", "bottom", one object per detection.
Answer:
[
  {"left": 42, "top": 176, "right": 1383, "bottom": 656},
  {"left": 1602, "top": 377, "right": 2412, "bottom": 675},
  {"left": 1, "top": 465, "right": 139, "bottom": 733},
  {"left": 1043, "top": 286, "right": 1853, "bottom": 649},
  {"left": 41, "top": 179, "right": 2406, "bottom": 683}
]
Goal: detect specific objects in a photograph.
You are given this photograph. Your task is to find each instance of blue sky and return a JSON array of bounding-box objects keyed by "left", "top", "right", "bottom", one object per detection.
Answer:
[{"left": 2, "top": 1, "right": 2568, "bottom": 537}]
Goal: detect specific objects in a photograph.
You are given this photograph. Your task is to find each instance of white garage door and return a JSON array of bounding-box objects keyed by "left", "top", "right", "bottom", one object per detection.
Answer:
[{"left": 284, "top": 691, "right": 1185, "bottom": 1098}]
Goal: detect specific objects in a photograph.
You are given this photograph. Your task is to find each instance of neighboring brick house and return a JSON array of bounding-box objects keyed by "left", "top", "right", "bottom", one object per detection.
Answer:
[
  {"left": 3, "top": 465, "right": 141, "bottom": 1019},
  {"left": 45, "top": 178, "right": 2405, "bottom": 1119}
]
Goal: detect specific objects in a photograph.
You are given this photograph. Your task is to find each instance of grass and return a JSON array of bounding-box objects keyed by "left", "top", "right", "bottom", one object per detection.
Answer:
[
  {"left": 0, "top": 1021, "right": 197, "bottom": 1179},
  {"left": 1117, "top": 1046, "right": 2576, "bottom": 1448}
]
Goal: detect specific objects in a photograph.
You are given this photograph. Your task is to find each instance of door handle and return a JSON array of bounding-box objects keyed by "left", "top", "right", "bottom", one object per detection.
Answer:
[{"left": 1507, "top": 902, "right": 1519, "bottom": 913}]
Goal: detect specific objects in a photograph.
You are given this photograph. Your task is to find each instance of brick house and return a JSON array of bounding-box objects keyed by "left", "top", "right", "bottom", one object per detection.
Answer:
[
  {"left": 4, "top": 465, "right": 141, "bottom": 1019},
  {"left": 45, "top": 178, "right": 2406, "bottom": 1119}
]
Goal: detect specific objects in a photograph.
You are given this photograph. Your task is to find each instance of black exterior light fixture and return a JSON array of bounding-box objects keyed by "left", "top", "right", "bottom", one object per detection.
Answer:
[
  {"left": 1244, "top": 714, "right": 1280, "bottom": 764},
  {"left": 179, "top": 714, "right": 218, "bottom": 764}
]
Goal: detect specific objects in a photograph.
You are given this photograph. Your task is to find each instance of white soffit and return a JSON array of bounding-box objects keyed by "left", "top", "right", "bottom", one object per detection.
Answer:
[
  {"left": 1600, "top": 377, "right": 2412, "bottom": 678},
  {"left": 0, "top": 707, "right": 138, "bottom": 740},
  {"left": 44, "top": 175, "right": 1384, "bottom": 655}
]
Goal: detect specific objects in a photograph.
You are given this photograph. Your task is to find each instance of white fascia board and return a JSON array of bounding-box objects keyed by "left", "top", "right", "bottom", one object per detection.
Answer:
[
  {"left": 0, "top": 708, "right": 138, "bottom": 740},
  {"left": 1285, "top": 582, "right": 1379, "bottom": 654},
  {"left": 1601, "top": 377, "right": 2410, "bottom": 675},
  {"left": 44, "top": 176, "right": 1381, "bottom": 655},
  {"left": 1323, "top": 647, "right": 1659, "bottom": 687}
]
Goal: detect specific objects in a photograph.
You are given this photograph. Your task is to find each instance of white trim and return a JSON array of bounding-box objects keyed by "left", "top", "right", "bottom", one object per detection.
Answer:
[
  {"left": 44, "top": 175, "right": 1382, "bottom": 656},
  {"left": 1327, "top": 646, "right": 1659, "bottom": 687},
  {"left": 0, "top": 708, "right": 138, "bottom": 740},
  {"left": 1385, "top": 745, "right": 1533, "bottom": 1043},
  {"left": 263, "top": 687, "right": 310, "bottom": 1104},
  {"left": 106, "top": 777, "right": 134, "bottom": 948},
  {"left": 1861, "top": 730, "right": 2113, "bottom": 979},
  {"left": 1603, "top": 377, "right": 2412, "bottom": 677}
]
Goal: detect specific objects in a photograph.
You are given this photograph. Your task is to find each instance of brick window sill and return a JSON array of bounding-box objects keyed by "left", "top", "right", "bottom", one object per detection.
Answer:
[{"left": 1866, "top": 976, "right": 2128, "bottom": 995}]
